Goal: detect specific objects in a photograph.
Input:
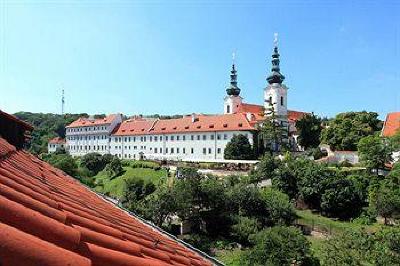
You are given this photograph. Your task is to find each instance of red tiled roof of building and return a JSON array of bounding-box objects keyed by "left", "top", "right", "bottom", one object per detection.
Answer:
[
  {"left": 0, "top": 110, "right": 33, "bottom": 131},
  {"left": 49, "top": 137, "right": 65, "bottom": 144},
  {"left": 382, "top": 112, "right": 400, "bottom": 137},
  {"left": 0, "top": 139, "right": 213, "bottom": 264},
  {"left": 66, "top": 114, "right": 119, "bottom": 128},
  {"left": 236, "top": 103, "right": 264, "bottom": 114},
  {"left": 113, "top": 113, "right": 255, "bottom": 136},
  {"left": 236, "top": 103, "right": 308, "bottom": 122}
]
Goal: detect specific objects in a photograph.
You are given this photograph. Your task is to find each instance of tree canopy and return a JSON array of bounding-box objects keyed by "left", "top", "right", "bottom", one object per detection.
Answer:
[
  {"left": 295, "top": 113, "right": 322, "bottom": 150},
  {"left": 358, "top": 134, "right": 392, "bottom": 173},
  {"left": 320, "top": 111, "right": 382, "bottom": 151},
  {"left": 224, "top": 134, "right": 254, "bottom": 160}
]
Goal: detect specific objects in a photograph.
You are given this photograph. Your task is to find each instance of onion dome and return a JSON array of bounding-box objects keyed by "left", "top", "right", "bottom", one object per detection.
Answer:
[
  {"left": 267, "top": 34, "right": 285, "bottom": 84},
  {"left": 226, "top": 61, "right": 241, "bottom": 96}
]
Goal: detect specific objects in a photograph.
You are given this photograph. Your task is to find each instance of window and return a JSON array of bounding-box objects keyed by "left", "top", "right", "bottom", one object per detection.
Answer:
[
  {"left": 177, "top": 148, "right": 180, "bottom": 153},
  {"left": 171, "top": 148, "right": 174, "bottom": 154},
  {"left": 176, "top": 135, "right": 180, "bottom": 141},
  {"left": 171, "top": 136, "right": 174, "bottom": 141},
  {"left": 166, "top": 148, "right": 168, "bottom": 153},
  {"left": 197, "top": 135, "right": 200, "bottom": 140},
  {"left": 160, "top": 136, "right": 163, "bottom": 141},
  {"left": 281, "top": 96, "right": 284, "bottom": 106},
  {"left": 224, "top": 134, "right": 228, "bottom": 140},
  {"left": 226, "top": 105, "right": 230, "bottom": 113},
  {"left": 203, "top": 148, "right": 206, "bottom": 154},
  {"left": 191, "top": 148, "right": 194, "bottom": 154},
  {"left": 202, "top": 135, "right": 206, "bottom": 140},
  {"left": 217, "top": 148, "right": 221, "bottom": 154},
  {"left": 269, "top": 96, "right": 272, "bottom": 104},
  {"left": 155, "top": 148, "right": 158, "bottom": 153},
  {"left": 166, "top": 136, "right": 168, "bottom": 141},
  {"left": 155, "top": 136, "right": 158, "bottom": 141},
  {"left": 211, "top": 134, "right": 214, "bottom": 140},
  {"left": 191, "top": 135, "right": 194, "bottom": 140},
  {"left": 183, "top": 135, "right": 186, "bottom": 141},
  {"left": 150, "top": 136, "right": 152, "bottom": 142},
  {"left": 208, "top": 148, "right": 212, "bottom": 154},
  {"left": 183, "top": 148, "right": 186, "bottom": 153},
  {"left": 160, "top": 148, "right": 162, "bottom": 153},
  {"left": 217, "top": 134, "right": 221, "bottom": 140}
]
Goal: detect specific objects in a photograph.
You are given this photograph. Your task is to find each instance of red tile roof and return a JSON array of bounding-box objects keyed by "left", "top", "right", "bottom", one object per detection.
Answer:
[
  {"left": 49, "top": 137, "right": 66, "bottom": 144},
  {"left": 113, "top": 114, "right": 255, "bottom": 136},
  {"left": 382, "top": 112, "right": 400, "bottom": 137},
  {"left": 66, "top": 114, "right": 119, "bottom": 128},
  {"left": 0, "top": 137, "right": 214, "bottom": 266},
  {"left": 236, "top": 103, "right": 308, "bottom": 122}
]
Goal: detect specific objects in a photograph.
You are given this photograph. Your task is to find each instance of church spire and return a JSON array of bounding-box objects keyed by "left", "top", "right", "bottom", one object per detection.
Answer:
[
  {"left": 267, "top": 33, "right": 285, "bottom": 84},
  {"left": 226, "top": 52, "right": 241, "bottom": 96}
]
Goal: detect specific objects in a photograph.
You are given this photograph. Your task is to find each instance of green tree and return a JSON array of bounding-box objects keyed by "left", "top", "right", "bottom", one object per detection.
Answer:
[
  {"left": 295, "top": 113, "right": 322, "bottom": 150},
  {"left": 369, "top": 181, "right": 400, "bottom": 225},
  {"left": 258, "top": 103, "right": 288, "bottom": 154},
  {"left": 321, "top": 228, "right": 400, "bottom": 266},
  {"left": 121, "top": 178, "right": 156, "bottom": 213},
  {"left": 224, "top": 134, "right": 254, "bottom": 160},
  {"left": 105, "top": 157, "right": 123, "bottom": 177},
  {"left": 80, "top": 153, "right": 113, "bottom": 175},
  {"left": 251, "top": 154, "right": 281, "bottom": 182},
  {"left": 320, "top": 178, "right": 364, "bottom": 219},
  {"left": 358, "top": 134, "right": 391, "bottom": 174},
  {"left": 231, "top": 216, "right": 261, "bottom": 245},
  {"left": 261, "top": 188, "right": 296, "bottom": 226},
  {"left": 240, "top": 226, "right": 315, "bottom": 266},
  {"left": 320, "top": 111, "right": 381, "bottom": 151},
  {"left": 45, "top": 153, "right": 78, "bottom": 176}
]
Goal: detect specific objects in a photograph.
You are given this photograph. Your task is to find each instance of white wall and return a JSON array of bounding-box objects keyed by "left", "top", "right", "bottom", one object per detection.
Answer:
[
  {"left": 264, "top": 83, "right": 288, "bottom": 117},
  {"left": 110, "top": 131, "right": 254, "bottom": 162},
  {"left": 224, "top": 95, "right": 242, "bottom": 114},
  {"left": 66, "top": 114, "right": 122, "bottom": 156},
  {"left": 48, "top": 143, "right": 64, "bottom": 153}
]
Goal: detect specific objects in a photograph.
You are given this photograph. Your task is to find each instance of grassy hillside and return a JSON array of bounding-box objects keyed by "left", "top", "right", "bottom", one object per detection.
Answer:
[{"left": 93, "top": 165, "right": 168, "bottom": 198}]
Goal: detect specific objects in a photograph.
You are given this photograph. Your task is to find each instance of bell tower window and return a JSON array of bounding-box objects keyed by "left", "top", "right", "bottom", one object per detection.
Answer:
[
  {"left": 227, "top": 105, "right": 231, "bottom": 114},
  {"left": 281, "top": 96, "right": 284, "bottom": 106}
]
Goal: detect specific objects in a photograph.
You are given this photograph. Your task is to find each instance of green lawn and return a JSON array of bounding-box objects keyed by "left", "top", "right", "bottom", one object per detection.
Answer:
[
  {"left": 296, "top": 209, "right": 380, "bottom": 235},
  {"left": 214, "top": 248, "right": 244, "bottom": 266},
  {"left": 93, "top": 166, "right": 167, "bottom": 198}
]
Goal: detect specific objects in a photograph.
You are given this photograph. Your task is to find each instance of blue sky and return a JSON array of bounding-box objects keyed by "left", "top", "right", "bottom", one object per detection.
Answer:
[{"left": 0, "top": 1, "right": 399, "bottom": 119}]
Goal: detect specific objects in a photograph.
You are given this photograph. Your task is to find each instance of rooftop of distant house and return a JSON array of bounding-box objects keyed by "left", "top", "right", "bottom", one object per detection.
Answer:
[
  {"left": 382, "top": 112, "right": 400, "bottom": 137},
  {"left": 66, "top": 114, "right": 120, "bottom": 128}
]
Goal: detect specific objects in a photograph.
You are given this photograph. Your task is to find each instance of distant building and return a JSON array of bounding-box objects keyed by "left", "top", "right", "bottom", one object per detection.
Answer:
[
  {"left": 65, "top": 114, "right": 123, "bottom": 156},
  {"left": 65, "top": 36, "right": 307, "bottom": 161},
  {"left": 382, "top": 112, "right": 400, "bottom": 137},
  {"left": 382, "top": 112, "right": 400, "bottom": 162},
  {"left": 47, "top": 137, "right": 66, "bottom": 153}
]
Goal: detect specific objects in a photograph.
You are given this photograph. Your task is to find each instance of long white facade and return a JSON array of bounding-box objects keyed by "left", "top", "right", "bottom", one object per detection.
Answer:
[
  {"left": 109, "top": 130, "right": 253, "bottom": 161},
  {"left": 66, "top": 114, "right": 122, "bottom": 156}
]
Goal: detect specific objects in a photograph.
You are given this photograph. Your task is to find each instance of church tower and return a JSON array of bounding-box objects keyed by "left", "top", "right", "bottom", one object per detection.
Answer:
[
  {"left": 264, "top": 34, "right": 288, "bottom": 120},
  {"left": 224, "top": 53, "right": 242, "bottom": 114}
]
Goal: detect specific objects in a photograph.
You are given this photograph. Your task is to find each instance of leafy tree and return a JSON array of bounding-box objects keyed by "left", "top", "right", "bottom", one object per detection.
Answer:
[
  {"left": 251, "top": 154, "right": 281, "bottom": 182},
  {"left": 389, "top": 130, "right": 400, "bottom": 151},
  {"left": 369, "top": 180, "right": 400, "bottom": 225},
  {"left": 144, "top": 185, "right": 178, "bottom": 227},
  {"left": 224, "top": 134, "right": 254, "bottom": 160},
  {"left": 258, "top": 103, "right": 288, "bottom": 154},
  {"left": 320, "top": 111, "right": 382, "bottom": 151},
  {"left": 240, "top": 226, "right": 315, "bottom": 266},
  {"left": 44, "top": 153, "right": 78, "bottom": 176},
  {"left": 105, "top": 157, "right": 123, "bottom": 177},
  {"left": 80, "top": 153, "right": 113, "bottom": 175},
  {"left": 321, "top": 228, "right": 400, "bottom": 266},
  {"left": 358, "top": 134, "right": 391, "bottom": 174},
  {"left": 261, "top": 188, "right": 296, "bottom": 226},
  {"left": 295, "top": 113, "right": 322, "bottom": 150},
  {"left": 121, "top": 178, "right": 156, "bottom": 213},
  {"left": 320, "top": 178, "right": 364, "bottom": 219},
  {"left": 231, "top": 216, "right": 261, "bottom": 245}
]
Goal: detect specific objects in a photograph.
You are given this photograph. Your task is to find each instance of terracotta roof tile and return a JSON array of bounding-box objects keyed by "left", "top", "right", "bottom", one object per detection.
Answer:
[
  {"left": 382, "top": 112, "right": 400, "bottom": 137},
  {"left": 113, "top": 114, "right": 254, "bottom": 136},
  {"left": 66, "top": 114, "right": 119, "bottom": 128},
  {"left": 0, "top": 136, "right": 214, "bottom": 266},
  {"left": 48, "top": 137, "right": 65, "bottom": 144}
]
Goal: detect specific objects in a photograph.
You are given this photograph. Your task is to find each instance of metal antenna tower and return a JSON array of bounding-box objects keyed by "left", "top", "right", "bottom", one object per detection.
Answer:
[{"left": 61, "top": 89, "right": 65, "bottom": 115}]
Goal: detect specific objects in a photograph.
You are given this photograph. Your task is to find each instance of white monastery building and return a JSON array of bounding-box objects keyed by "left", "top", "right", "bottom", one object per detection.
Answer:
[
  {"left": 65, "top": 36, "right": 307, "bottom": 161},
  {"left": 47, "top": 137, "right": 66, "bottom": 153}
]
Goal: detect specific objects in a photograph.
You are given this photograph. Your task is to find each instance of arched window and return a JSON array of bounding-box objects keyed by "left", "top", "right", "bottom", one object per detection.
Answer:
[
  {"left": 226, "top": 105, "right": 231, "bottom": 113},
  {"left": 281, "top": 96, "right": 284, "bottom": 106}
]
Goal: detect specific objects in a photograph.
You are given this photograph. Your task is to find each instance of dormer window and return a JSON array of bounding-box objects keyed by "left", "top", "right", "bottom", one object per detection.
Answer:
[
  {"left": 223, "top": 123, "right": 228, "bottom": 128},
  {"left": 238, "top": 123, "right": 243, "bottom": 127}
]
